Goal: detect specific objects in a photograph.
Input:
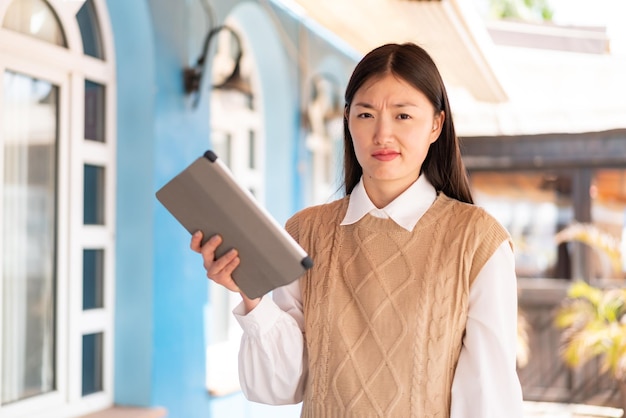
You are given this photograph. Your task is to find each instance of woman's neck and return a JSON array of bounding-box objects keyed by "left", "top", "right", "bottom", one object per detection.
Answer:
[{"left": 362, "top": 176, "right": 417, "bottom": 208}]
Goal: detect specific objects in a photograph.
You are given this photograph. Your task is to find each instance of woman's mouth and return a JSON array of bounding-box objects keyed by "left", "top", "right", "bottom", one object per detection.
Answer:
[{"left": 372, "top": 150, "right": 400, "bottom": 161}]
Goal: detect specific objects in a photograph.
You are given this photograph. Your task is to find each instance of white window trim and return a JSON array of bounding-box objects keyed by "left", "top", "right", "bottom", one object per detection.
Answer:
[
  {"left": 0, "top": 0, "right": 116, "bottom": 416},
  {"left": 0, "top": 49, "right": 72, "bottom": 418},
  {"left": 206, "top": 21, "right": 265, "bottom": 397}
]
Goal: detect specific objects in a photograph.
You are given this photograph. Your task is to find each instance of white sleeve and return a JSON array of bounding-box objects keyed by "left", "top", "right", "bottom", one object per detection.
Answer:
[
  {"left": 233, "top": 279, "right": 307, "bottom": 405},
  {"left": 450, "top": 241, "right": 524, "bottom": 418}
]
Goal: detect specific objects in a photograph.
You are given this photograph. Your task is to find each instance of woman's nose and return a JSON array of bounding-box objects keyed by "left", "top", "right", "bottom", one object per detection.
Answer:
[{"left": 373, "top": 117, "right": 393, "bottom": 145}]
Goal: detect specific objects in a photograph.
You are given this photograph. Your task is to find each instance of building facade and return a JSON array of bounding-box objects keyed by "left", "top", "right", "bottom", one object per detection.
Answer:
[
  {"left": 2, "top": 0, "right": 626, "bottom": 417},
  {"left": 0, "top": 0, "right": 357, "bottom": 417}
]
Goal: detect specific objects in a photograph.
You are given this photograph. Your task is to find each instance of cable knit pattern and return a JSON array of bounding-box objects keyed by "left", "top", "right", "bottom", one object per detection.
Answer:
[{"left": 285, "top": 193, "right": 511, "bottom": 418}]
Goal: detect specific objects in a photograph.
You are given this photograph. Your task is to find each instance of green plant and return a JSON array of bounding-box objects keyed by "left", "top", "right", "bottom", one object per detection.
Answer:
[
  {"left": 554, "top": 223, "right": 622, "bottom": 274},
  {"left": 554, "top": 281, "right": 626, "bottom": 382},
  {"left": 489, "top": 0, "right": 554, "bottom": 22}
]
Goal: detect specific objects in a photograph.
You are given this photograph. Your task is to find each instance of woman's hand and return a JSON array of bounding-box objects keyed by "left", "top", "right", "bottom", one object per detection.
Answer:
[
  {"left": 190, "top": 231, "right": 241, "bottom": 292},
  {"left": 190, "top": 231, "right": 260, "bottom": 312}
]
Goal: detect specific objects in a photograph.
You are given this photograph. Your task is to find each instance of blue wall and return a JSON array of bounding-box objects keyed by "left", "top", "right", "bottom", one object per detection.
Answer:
[
  {"left": 107, "top": 0, "right": 157, "bottom": 407},
  {"left": 110, "top": 0, "right": 213, "bottom": 415},
  {"left": 108, "top": 0, "right": 357, "bottom": 416}
]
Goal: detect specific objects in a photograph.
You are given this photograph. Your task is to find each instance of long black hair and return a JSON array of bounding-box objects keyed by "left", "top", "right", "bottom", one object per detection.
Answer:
[{"left": 342, "top": 43, "right": 473, "bottom": 204}]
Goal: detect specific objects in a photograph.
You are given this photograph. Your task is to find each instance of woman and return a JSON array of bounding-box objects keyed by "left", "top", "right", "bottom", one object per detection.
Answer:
[{"left": 191, "top": 42, "right": 524, "bottom": 417}]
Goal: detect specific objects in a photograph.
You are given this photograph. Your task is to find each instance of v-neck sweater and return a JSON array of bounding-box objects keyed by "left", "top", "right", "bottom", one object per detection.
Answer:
[{"left": 285, "top": 192, "right": 510, "bottom": 418}]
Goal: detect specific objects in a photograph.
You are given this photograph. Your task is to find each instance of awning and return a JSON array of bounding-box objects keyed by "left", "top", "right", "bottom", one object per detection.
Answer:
[
  {"left": 280, "top": 0, "right": 626, "bottom": 136},
  {"left": 289, "top": 0, "right": 509, "bottom": 103}
]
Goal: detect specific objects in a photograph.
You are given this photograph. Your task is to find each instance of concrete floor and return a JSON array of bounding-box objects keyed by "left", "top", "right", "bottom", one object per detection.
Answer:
[
  {"left": 77, "top": 401, "right": 623, "bottom": 418},
  {"left": 524, "top": 401, "right": 624, "bottom": 418}
]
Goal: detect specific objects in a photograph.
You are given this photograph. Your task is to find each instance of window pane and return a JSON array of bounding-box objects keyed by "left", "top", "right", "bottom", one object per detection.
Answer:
[
  {"left": 2, "top": 0, "right": 66, "bottom": 46},
  {"left": 248, "top": 130, "right": 255, "bottom": 170},
  {"left": 84, "top": 80, "right": 105, "bottom": 142},
  {"left": 83, "top": 164, "right": 105, "bottom": 225},
  {"left": 590, "top": 169, "right": 626, "bottom": 280},
  {"left": 82, "top": 333, "right": 103, "bottom": 396},
  {"left": 211, "top": 131, "right": 232, "bottom": 168},
  {"left": 76, "top": 0, "right": 104, "bottom": 59},
  {"left": 83, "top": 249, "right": 104, "bottom": 310},
  {"left": 1, "top": 71, "right": 57, "bottom": 404},
  {"left": 471, "top": 171, "right": 574, "bottom": 279}
]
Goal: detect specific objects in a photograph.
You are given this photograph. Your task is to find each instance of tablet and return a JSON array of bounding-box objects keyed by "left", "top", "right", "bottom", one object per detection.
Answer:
[{"left": 156, "top": 150, "right": 313, "bottom": 299}]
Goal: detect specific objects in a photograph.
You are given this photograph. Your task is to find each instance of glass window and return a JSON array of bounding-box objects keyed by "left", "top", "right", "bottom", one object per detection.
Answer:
[
  {"left": 207, "top": 27, "right": 262, "bottom": 395},
  {"left": 589, "top": 169, "right": 626, "bottom": 281},
  {"left": 1, "top": 0, "right": 115, "bottom": 414},
  {"left": 472, "top": 168, "right": 626, "bottom": 283},
  {"left": 1, "top": 70, "right": 58, "bottom": 404},
  {"left": 84, "top": 80, "right": 105, "bottom": 141},
  {"left": 471, "top": 170, "right": 574, "bottom": 279},
  {"left": 81, "top": 332, "right": 103, "bottom": 396},
  {"left": 76, "top": 0, "right": 104, "bottom": 59},
  {"left": 248, "top": 130, "right": 255, "bottom": 170},
  {"left": 2, "top": 0, "right": 66, "bottom": 46},
  {"left": 211, "top": 131, "right": 232, "bottom": 167},
  {"left": 83, "top": 164, "right": 105, "bottom": 225},
  {"left": 83, "top": 249, "right": 104, "bottom": 310}
]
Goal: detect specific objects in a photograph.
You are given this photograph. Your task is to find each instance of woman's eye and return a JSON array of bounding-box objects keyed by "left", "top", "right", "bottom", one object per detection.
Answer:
[
  {"left": 397, "top": 113, "right": 411, "bottom": 120},
  {"left": 357, "top": 112, "right": 373, "bottom": 119}
]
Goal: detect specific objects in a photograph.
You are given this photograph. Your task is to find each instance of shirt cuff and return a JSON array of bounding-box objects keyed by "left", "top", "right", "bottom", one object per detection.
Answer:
[{"left": 233, "top": 295, "right": 284, "bottom": 338}]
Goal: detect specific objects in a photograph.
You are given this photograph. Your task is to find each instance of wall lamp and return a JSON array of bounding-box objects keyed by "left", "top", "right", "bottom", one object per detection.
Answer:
[{"left": 183, "top": 25, "right": 253, "bottom": 108}]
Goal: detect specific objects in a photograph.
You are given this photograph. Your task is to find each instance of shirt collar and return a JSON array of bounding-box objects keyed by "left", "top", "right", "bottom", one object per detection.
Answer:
[{"left": 341, "top": 175, "right": 437, "bottom": 231}]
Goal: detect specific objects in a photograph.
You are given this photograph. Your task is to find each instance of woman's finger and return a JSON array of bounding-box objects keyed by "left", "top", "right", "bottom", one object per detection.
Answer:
[
  {"left": 191, "top": 232, "right": 242, "bottom": 293},
  {"left": 222, "top": 253, "right": 241, "bottom": 277},
  {"left": 207, "top": 248, "right": 238, "bottom": 277},
  {"left": 200, "top": 234, "right": 222, "bottom": 263},
  {"left": 190, "top": 230, "right": 204, "bottom": 252},
  {"left": 208, "top": 254, "right": 241, "bottom": 292}
]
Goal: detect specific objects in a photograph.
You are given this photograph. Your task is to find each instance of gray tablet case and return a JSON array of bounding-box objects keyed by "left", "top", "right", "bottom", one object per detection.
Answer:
[{"left": 156, "top": 150, "right": 313, "bottom": 299}]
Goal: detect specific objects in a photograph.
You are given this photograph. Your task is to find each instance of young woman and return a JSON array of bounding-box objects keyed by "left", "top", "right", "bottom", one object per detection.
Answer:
[{"left": 191, "top": 42, "right": 524, "bottom": 417}]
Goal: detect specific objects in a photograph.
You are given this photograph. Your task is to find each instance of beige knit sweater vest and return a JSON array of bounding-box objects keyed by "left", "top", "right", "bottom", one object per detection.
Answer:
[{"left": 285, "top": 193, "right": 511, "bottom": 418}]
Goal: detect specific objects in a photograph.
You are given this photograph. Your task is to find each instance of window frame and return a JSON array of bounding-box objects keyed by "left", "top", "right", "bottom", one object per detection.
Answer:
[
  {"left": 0, "top": 0, "right": 116, "bottom": 416},
  {"left": 463, "top": 130, "right": 626, "bottom": 284},
  {"left": 0, "top": 45, "right": 72, "bottom": 418},
  {"left": 206, "top": 22, "right": 264, "bottom": 397}
]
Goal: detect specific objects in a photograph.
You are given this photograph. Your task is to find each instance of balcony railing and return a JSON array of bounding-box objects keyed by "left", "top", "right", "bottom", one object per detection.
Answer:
[{"left": 517, "top": 278, "right": 623, "bottom": 408}]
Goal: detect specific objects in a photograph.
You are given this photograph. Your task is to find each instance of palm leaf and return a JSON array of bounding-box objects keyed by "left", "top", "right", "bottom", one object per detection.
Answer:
[
  {"left": 555, "top": 282, "right": 626, "bottom": 382},
  {"left": 554, "top": 223, "right": 622, "bottom": 273}
]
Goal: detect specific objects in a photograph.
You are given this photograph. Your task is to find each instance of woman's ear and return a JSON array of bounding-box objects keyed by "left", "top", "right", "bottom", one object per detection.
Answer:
[{"left": 430, "top": 111, "right": 445, "bottom": 143}]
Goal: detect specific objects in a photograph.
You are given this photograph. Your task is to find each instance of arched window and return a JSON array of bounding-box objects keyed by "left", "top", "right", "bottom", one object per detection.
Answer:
[
  {"left": 0, "top": 0, "right": 115, "bottom": 416},
  {"left": 206, "top": 21, "right": 264, "bottom": 396},
  {"left": 3, "top": 0, "right": 66, "bottom": 45}
]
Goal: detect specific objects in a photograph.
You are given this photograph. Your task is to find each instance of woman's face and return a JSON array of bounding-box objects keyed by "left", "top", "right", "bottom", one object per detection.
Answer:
[{"left": 347, "top": 73, "right": 444, "bottom": 206}]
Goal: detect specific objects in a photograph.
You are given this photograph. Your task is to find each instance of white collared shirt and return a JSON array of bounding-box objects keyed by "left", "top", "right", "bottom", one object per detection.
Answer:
[
  {"left": 341, "top": 175, "right": 437, "bottom": 231},
  {"left": 234, "top": 176, "right": 524, "bottom": 416}
]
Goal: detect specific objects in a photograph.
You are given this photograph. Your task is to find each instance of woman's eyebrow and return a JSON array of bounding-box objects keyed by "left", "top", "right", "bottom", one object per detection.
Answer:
[
  {"left": 392, "top": 102, "right": 419, "bottom": 108},
  {"left": 353, "top": 102, "right": 419, "bottom": 108}
]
